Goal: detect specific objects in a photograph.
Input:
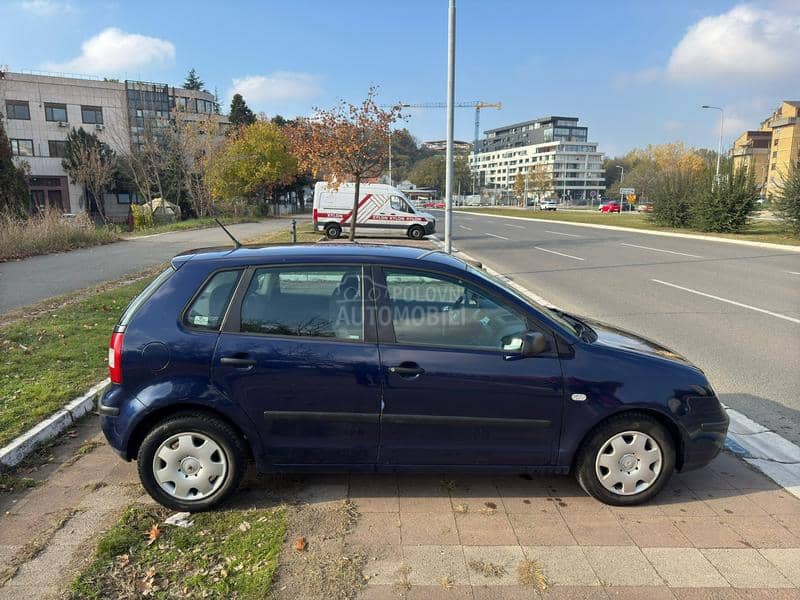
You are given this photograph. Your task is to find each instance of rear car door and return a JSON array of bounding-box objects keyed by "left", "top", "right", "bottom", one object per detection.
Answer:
[
  {"left": 211, "top": 264, "right": 382, "bottom": 465},
  {"left": 374, "top": 266, "right": 565, "bottom": 467}
]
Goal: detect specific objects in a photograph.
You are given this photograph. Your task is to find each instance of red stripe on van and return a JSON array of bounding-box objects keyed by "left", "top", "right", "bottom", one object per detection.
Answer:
[{"left": 339, "top": 194, "right": 373, "bottom": 224}]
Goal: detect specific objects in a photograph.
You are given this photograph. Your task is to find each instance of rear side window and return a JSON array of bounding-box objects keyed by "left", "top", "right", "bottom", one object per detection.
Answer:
[
  {"left": 184, "top": 270, "right": 241, "bottom": 330},
  {"left": 240, "top": 266, "right": 363, "bottom": 340},
  {"left": 118, "top": 267, "right": 175, "bottom": 328}
]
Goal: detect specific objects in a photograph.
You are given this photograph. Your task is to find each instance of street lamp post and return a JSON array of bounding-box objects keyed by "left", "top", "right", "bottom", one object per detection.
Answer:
[
  {"left": 616, "top": 165, "right": 624, "bottom": 213},
  {"left": 701, "top": 105, "right": 724, "bottom": 190},
  {"left": 444, "top": 0, "right": 456, "bottom": 254}
]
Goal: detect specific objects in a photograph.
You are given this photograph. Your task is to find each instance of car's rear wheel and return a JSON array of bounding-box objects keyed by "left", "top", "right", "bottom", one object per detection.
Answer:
[
  {"left": 408, "top": 225, "right": 425, "bottom": 240},
  {"left": 137, "top": 413, "right": 246, "bottom": 512},
  {"left": 575, "top": 413, "right": 675, "bottom": 505},
  {"left": 325, "top": 223, "right": 342, "bottom": 239}
]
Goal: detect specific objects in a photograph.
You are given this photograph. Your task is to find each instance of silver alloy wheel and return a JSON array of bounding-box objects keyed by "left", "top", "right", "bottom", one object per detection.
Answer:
[
  {"left": 152, "top": 432, "right": 228, "bottom": 501},
  {"left": 594, "top": 430, "right": 663, "bottom": 496}
]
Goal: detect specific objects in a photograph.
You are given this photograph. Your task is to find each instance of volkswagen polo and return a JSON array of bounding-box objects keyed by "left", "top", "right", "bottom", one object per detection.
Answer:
[{"left": 99, "top": 244, "right": 728, "bottom": 511}]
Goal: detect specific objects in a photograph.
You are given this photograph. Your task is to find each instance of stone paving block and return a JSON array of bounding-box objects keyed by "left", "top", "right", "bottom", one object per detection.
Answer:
[
  {"left": 462, "top": 544, "right": 526, "bottom": 586},
  {"left": 401, "top": 545, "right": 469, "bottom": 586},
  {"left": 523, "top": 545, "right": 599, "bottom": 586},
  {"left": 448, "top": 476, "right": 504, "bottom": 512},
  {"left": 642, "top": 547, "right": 729, "bottom": 587},
  {"left": 562, "top": 512, "right": 633, "bottom": 546},
  {"left": 735, "top": 589, "right": 800, "bottom": 599},
  {"left": 604, "top": 587, "right": 676, "bottom": 599},
  {"left": 455, "top": 511, "right": 518, "bottom": 546},
  {"left": 362, "top": 558, "right": 406, "bottom": 586},
  {"left": 509, "top": 512, "right": 577, "bottom": 546},
  {"left": 674, "top": 469, "right": 736, "bottom": 492},
  {"left": 301, "top": 480, "right": 350, "bottom": 509},
  {"left": 654, "top": 486, "right": 716, "bottom": 517},
  {"left": 701, "top": 548, "right": 794, "bottom": 588},
  {"left": 398, "top": 477, "right": 453, "bottom": 513},
  {"left": 671, "top": 517, "right": 749, "bottom": 549},
  {"left": 671, "top": 589, "right": 741, "bottom": 600},
  {"left": 711, "top": 456, "right": 781, "bottom": 491},
  {"left": 775, "top": 515, "right": 800, "bottom": 537},
  {"left": 617, "top": 515, "right": 691, "bottom": 548},
  {"left": 349, "top": 474, "right": 400, "bottom": 513},
  {"left": 759, "top": 548, "right": 800, "bottom": 587},
  {"left": 739, "top": 489, "right": 800, "bottom": 516},
  {"left": 723, "top": 515, "right": 800, "bottom": 548},
  {"left": 581, "top": 546, "right": 663, "bottom": 587},
  {"left": 400, "top": 511, "right": 459, "bottom": 546},
  {"left": 406, "top": 584, "right": 474, "bottom": 599},
  {"left": 355, "top": 584, "right": 398, "bottom": 599},
  {"left": 350, "top": 512, "right": 402, "bottom": 559},
  {"left": 699, "top": 490, "right": 769, "bottom": 517},
  {"left": 495, "top": 477, "right": 558, "bottom": 515},
  {"left": 541, "top": 586, "right": 610, "bottom": 599},
  {"left": 473, "top": 584, "right": 546, "bottom": 599}
]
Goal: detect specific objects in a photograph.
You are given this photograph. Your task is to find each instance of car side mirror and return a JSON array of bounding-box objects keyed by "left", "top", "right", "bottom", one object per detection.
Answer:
[{"left": 521, "top": 331, "right": 547, "bottom": 357}]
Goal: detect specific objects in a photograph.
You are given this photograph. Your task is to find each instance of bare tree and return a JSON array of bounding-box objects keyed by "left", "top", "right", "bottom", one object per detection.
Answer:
[{"left": 62, "top": 127, "right": 116, "bottom": 222}]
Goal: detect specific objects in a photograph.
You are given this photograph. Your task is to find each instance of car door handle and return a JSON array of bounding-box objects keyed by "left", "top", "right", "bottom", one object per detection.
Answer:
[
  {"left": 389, "top": 363, "right": 425, "bottom": 378},
  {"left": 220, "top": 357, "right": 256, "bottom": 368}
]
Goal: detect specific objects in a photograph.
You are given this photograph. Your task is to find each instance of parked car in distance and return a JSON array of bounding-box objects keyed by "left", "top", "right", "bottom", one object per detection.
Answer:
[
  {"left": 600, "top": 201, "right": 621, "bottom": 213},
  {"left": 100, "top": 244, "right": 728, "bottom": 511},
  {"left": 538, "top": 200, "right": 558, "bottom": 211},
  {"left": 636, "top": 203, "right": 654, "bottom": 213},
  {"left": 313, "top": 182, "right": 435, "bottom": 240}
]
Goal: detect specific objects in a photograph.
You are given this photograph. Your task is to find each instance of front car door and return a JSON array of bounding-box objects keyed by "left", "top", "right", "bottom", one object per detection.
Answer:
[
  {"left": 374, "top": 266, "right": 565, "bottom": 467},
  {"left": 212, "top": 264, "right": 382, "bottom": 466}
]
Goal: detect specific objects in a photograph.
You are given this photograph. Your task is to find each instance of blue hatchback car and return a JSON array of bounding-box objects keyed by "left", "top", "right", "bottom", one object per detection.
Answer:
[{"left": 99, "top": 243, "right": 728, "bottom": 511}]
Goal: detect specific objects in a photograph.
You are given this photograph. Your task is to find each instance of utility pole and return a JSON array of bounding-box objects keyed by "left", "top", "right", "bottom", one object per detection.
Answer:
[
  {"left": 444, "top": 0, "right": 456, "bottom": 254},
  {"left": 388, "top": 131, "right": 393, "bottom": 186},
  {"left": 701, "top": 105, "right": 724, "bottom": 190},
  {"left": 616, "top": 165, "right": 624, "bottom": 213}
]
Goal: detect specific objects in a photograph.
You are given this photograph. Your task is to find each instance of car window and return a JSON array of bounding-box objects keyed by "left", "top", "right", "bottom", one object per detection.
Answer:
[
  {"left": 390, "top": 196, "right": 413, "bottom": 213},
  {"left": 240, "top": 266, "right": 363, "bottom": 340},
  {"left": 383, "top": 268, "right": 528, "bottom": 351},
  {"left": 118, "top": 267, "right": 175, "bottom": 328},
  {"left": 184, "top": 270, "right": 242, "bottom": 330}
]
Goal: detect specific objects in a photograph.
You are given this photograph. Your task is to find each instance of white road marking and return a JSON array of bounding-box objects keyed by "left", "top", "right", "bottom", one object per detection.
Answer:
[
  {"left": 533, "top": 246, "right": 585, "bottom": 261},
  {"left": 652, "top": 279, "right": 800, "bottom": 324},
  {"left": 459, "top": 225, "right": 473, "bottom": 231},
  {"left": 621, "top": 242, "right": 703, "bottom": 258},
  {"left": 788, "top": 271, "right": 800, "bottom": 276},
  {"left": 505, "top": 223, "right": 526, "bottom": 229},
  {"left": 484, "top": 232, "right": 510, "bottom": 240},
  {"left": 545, "top": 230, "right": 581, "bottom": 237}
]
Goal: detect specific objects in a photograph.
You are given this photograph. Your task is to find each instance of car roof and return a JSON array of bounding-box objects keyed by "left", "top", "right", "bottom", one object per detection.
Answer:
[{"left": 171, "top": 242, "right": 471, "bottom": 271}]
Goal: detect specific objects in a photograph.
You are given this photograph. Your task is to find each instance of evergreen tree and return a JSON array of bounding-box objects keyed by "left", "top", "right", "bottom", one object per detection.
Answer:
[
  {"left": 183, "top": 68, "right": 205, "bottom": 91},
  {"left": 775, "top": 160, "right": 800, "bottom": 235},
  {"left": 0, "top": 115, "right": 30, "bottom": 216},
  {"left": 229, "top": 93, "right": 256, "bottom": 127}
]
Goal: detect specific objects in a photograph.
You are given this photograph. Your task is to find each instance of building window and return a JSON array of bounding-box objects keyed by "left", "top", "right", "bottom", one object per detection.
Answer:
[
  {"left": 81, "top": 105, "right": 103, "bottom": 124},
  {"left": 5, "top": 100, "right": 30, "bottom": 120},
  {"left": 44, "top": 103, "right": 68, "bottom": 122},
  {"left": 11, "top": 139, "right": 34, "bottom": 156},
  {"left": 48, "top": 140, "right": 68, "bottom": 158}
]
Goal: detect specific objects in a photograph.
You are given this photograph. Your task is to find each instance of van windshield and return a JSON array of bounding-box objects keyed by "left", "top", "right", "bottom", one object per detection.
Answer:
[{"left": 390, "top": 195, "right": 415, "bottom": 214}]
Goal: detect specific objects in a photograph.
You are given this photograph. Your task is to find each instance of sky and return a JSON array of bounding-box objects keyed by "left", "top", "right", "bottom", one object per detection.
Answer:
[{"left": 1, "top": 0, "right": 799, "bottom": 157}]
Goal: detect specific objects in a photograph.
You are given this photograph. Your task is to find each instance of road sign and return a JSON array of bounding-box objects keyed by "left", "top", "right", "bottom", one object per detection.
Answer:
[
  {"left": 620, "top": 187, "right": 635, "bottom": 195},
  {"left": 626, "top": 194, "right": 636, "bottom": 204},
  {"left": 589, "top": 190, "right": 597, "bottom": 198}
]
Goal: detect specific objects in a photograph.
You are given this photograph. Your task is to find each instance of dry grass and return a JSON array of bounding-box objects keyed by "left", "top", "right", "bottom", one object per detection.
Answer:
[
  {"left": 468, "top": 559, "right": 507, "bottom": 578},
  {"left": 0, "top": 210, "right": 119, "bottom": 261},
  {"left": 517, "top": 558, "right": 548, "bottom": 591}
]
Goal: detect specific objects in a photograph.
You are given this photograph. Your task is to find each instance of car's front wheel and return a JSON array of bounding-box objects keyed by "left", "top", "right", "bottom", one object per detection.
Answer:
[
  {"left": 137, "top": 413, "right": 247, "bottom": 512},
  {"left": 407, "top": 225, "right": 425, "bottom": 240},
  {"left": 575, "top": 413, "right": 675, "bottom": 505}
]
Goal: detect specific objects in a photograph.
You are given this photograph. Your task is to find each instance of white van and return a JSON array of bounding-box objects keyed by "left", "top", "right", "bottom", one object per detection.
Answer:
[{"left": 313, "top": 182, "right": 436, "bottom": 240}]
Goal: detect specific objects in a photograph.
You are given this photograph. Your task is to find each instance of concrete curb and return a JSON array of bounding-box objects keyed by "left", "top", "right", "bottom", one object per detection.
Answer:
[
  {"left": 456, "top": 210, "right": 800, "bottom": 253},
  {"left": 0, "top": 378, "right": 109, "bottom": 469},
  {"left": 430, "top": 234, "right": 800, "bottom": 499}
]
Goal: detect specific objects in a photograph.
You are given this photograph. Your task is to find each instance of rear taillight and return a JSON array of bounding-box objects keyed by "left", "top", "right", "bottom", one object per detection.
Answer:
[
  {"left": 108, "top": 331, "right": 124, "bottom": 384},
  {"left": 312, "top": 208, "right": 318, "bottom": 224}
]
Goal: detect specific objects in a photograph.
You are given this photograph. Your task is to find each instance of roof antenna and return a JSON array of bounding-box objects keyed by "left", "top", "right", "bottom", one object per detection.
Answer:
[{"left": 215, "top": 218, "right": 241, "bottom": 248}]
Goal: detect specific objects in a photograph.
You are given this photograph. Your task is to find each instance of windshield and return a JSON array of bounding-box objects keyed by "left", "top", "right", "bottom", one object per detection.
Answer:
[
  {"left": 466, "top": 265, "right": 580, "bottom": 337},
  {"left": 390, "top": 195, "right": 415, "bottom": 214}
]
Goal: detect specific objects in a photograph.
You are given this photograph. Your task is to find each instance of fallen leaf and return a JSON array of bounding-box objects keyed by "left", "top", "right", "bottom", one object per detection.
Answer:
[
  {"left": 238, "top": 521, "right": 251, "bottom": 532},
  {"left": 294, "top": 536, "right": 308, "bottom": 552},
  {"left": 146, "top": 523, "right": 161, "bottom": 545}
]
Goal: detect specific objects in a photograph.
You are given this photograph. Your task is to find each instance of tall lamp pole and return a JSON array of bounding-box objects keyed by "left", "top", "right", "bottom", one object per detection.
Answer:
[
  {"left": 616, "top": 165, "right": 624, "bottom": 213},
  {"left": 701, "top": 105, "right": 724, "bottom": 189},
  {"left": 444, "top": 0, "right": 456, "bottom": 254}
]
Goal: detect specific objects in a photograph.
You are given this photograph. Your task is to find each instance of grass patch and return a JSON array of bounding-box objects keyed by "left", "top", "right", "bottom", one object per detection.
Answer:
[
  {"left": 244, "top": 221, "right": 322, "bottom": 245},
  {"left": 0, "top": 275, "right": 153, "bottom": 447},
  {"left": 125, "top": 215, "right": 266, "bottom": 238},
  {"left": 0, "top": 471, "right": 39, "bottom": 494},
  {"left": 461, "top": 207, "right": 800, "bottom": 246},
  {"left": 71, "top": 504, "right": 286, "bottom": 600}
]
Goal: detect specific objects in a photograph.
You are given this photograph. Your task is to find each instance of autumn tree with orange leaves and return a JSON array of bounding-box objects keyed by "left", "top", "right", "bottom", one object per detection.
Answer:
[{"left": 287, "top": 88, "right": 401, "bottom": 240}]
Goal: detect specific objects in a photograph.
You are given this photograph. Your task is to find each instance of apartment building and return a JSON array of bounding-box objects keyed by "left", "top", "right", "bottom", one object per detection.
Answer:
[
  {"left": 470, "top": 116, "right": 605, "bottom": 202},
  {"left": 731, "top": 100, "right": 800, "bottom": 198},
  {"left": 0, "top": 70, "right": 226, "bottom": 221}
]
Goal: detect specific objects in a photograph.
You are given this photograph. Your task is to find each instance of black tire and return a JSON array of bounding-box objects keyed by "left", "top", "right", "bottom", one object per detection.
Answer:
[
  {"left": 137, "top": 413, "right": 247, "bottom": 512},
  {"left": 574, "top": 412, "right": 675, "bottom": 506},
  {"left": 407, "top": 225, "right": 425, "bottom": 240},
  {"left": 325, "top": 223, "right": 342, "bottom": 239}
]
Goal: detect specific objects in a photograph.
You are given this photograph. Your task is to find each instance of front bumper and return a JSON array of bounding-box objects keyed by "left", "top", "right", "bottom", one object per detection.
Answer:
[
  {"left": 424, "top": 220, "right": 436, "bottom": 234},
  {"left": 678, "top": 399, "right": 730, "bottom": 472}
]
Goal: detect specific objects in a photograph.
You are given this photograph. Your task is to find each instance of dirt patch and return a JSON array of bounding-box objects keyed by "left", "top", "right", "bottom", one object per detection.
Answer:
[{"left": 468, "top": 559, "right": 507, "bottom": 578}]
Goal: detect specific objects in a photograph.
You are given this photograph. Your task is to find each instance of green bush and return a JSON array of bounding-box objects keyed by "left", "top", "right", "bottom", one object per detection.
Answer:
[
  {"left": 691, "top": 167, "right": 758, "bottom": 233},
  {"left": 774, "top": 161, "right": 800, "bottom": 236},
  {"left": 650, "top": 171, "right": 696, "bottom": 228},
  {"left": 130, "top": 204, "right": 153, "bottom": 230}
]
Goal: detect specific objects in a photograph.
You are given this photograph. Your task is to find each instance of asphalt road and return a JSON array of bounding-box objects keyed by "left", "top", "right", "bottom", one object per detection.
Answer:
[
  {"left": 0, "top": 219, "right": 303, "bottom": 314},
  {"left": 431, "top": 209, "right": 800, "bottom": 444}
]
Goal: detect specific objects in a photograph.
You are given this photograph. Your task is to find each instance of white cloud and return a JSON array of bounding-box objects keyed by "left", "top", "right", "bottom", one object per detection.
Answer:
[
  {"left": 18, "top": 0, "right": 73, "bottom": 16},
  {"left": 229, "top": 72, "right": 320, "bottom": 106},
  {"left": 663, "top": 120, "right": 684, "bottom": 131},
  {"left": 666, "top": 4, "right": 800, "bottom": 83},
  {"left": 42, "top": 27, "right": 175, "bottom": 76}
]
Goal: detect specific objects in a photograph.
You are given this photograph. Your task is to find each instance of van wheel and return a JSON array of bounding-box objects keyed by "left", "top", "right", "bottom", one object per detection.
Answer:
[
  {"left": 574, "top": 412, "right": 675, "bottom": 506},
  {"left": 407, "top": 225, "right": 425, "bottom": 240},
  {"left": 324, "top": 223, "right": 342, "bottom": 239},
  {"left": 137, "top": 413, "right": 246, "bottom": 512}
]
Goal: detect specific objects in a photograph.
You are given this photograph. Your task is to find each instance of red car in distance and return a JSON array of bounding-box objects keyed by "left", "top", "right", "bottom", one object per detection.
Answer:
[{"left": 599, "top": 202, "right": 621, "bottom": 213}]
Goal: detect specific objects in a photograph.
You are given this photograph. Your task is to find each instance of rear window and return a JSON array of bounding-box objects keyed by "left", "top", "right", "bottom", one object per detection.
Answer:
[
  {"left": 184, "top": 270, "right": 242, "bottom": 330},
  {"left": 118, "top": 267, "right": 175, "bottom": 328}
]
